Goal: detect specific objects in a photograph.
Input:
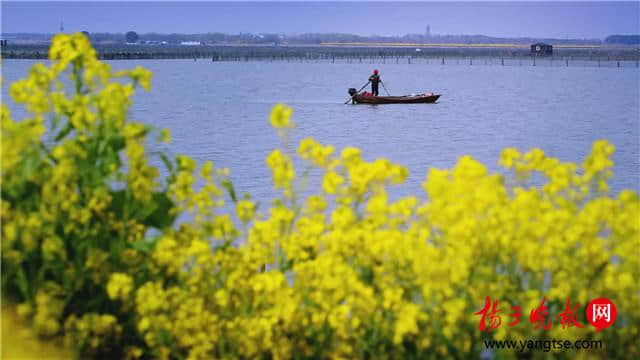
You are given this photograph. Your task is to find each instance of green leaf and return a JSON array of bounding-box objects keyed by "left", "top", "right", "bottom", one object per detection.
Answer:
[
  {"left": 142, "top": 192, "right": 176, "bottom": 229},
  {"left": 16, "top": 268, "right": 30, "bottom": 299},
  {"left": 108, "top": 134, "right": 126, "bottom": 152},
  {"left": 157, "top": 329, "right": 173, "bottom": 346},
  {"left": 54, "top": 122, "right": 73, "bottom": 141},
  {"left": 160, "top": 153, "right": 174, "bottom": 173},
  {"left": 130, "top": 237, "right": 156, "bottom": 254},
  {"left": 221, "top": 179, "right": 237, "bottom": 203},
  {"left": 108, "top": 190, "right": 126, "bottom": 215}
]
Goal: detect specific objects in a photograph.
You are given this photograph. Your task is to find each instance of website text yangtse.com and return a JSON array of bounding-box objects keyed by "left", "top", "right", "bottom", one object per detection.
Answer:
[{"left": 483, "top": 339, "right": 603, "bottom": 352}]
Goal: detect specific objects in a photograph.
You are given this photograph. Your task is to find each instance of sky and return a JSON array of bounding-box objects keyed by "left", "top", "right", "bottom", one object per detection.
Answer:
[{"left": 2, "top": 1, "right": 639, "bottom": 39}]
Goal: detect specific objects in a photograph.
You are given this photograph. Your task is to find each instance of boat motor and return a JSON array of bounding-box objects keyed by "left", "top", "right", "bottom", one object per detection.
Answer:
[{"left": 348, "top": 88, "right": 357, "bottom": 96}]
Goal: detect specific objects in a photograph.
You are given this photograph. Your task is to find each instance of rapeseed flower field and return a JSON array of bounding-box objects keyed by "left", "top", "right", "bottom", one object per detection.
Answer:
[{"left": 2, "top": 33, "right": 638, "bottom": 359}]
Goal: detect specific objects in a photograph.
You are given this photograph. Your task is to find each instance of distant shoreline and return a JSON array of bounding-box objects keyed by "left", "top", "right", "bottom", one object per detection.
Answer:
[
  {"left": 318, "top": 42, "right": 609, "bottom": 49},
  {"left": 2, "top": 43, "right": 639, "bottom": 62}
]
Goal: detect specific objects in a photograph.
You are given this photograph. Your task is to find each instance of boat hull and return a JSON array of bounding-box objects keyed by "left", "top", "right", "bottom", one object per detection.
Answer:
[{"left": 352, "top": 94, "right": 440, "bottom": 104}]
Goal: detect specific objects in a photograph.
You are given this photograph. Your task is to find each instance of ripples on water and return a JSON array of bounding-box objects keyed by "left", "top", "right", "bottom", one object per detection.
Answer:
[{"left": 3, "top": 60, "right": 639, "bottom": 204}]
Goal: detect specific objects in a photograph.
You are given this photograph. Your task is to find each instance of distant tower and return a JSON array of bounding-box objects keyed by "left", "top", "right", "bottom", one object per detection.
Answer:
[
  {"left": 426, "top": 25, "right": 430, "bottom": 38},
  {"left": 60, "top": 22, "right": 64, "bottom": 33}
]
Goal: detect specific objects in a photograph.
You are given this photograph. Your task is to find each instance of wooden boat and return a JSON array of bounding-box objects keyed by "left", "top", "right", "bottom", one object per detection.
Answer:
[
  {"left": 351, "top": 93, "right": 440, "bottom": 104},
  {"left": 347, "top": 88, "right": 440, "bottom": 104}
]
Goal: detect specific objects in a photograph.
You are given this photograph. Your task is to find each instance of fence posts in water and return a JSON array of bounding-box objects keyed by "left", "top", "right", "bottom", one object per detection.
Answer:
[{"left": 196, "top": 52, "right": 640, "bottom": 67}]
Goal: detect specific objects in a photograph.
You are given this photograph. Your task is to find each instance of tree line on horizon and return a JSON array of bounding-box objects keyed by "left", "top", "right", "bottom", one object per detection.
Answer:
[
  {"left": 5, "top": 31, "right": 639, "bottom": 45},
  {"left": 605, "top": 35, "right": 640, "bottom": 45}
]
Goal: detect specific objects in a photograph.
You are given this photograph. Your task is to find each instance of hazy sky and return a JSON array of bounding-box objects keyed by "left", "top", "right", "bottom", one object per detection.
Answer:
[{"left": 2, "top": 1, "right": 639, "bottom": 39}]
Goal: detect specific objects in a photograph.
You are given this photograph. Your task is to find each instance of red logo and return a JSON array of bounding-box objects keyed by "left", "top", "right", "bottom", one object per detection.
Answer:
[
  {"left": 586, "top": 298, "right": 617, "bottom": 331},
  {"left": 474, "top": 296, "right": 616, "bottom": 332},
  {"left": 529, "top": 296, "right": 552, "bottom": 330},
  {"left": 557, "top": 298, "right": 583, "bottom": 329}
]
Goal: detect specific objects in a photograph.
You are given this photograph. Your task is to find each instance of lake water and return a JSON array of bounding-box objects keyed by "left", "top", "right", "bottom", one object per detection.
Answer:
[{"left": 3, "top": 60, "right": 639, "bottom": 203}]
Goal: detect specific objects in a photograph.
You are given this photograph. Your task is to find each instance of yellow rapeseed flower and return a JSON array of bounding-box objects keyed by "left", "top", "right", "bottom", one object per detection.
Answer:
[{"left": 269, "top": 103, "right": 294, "bottom": 129}]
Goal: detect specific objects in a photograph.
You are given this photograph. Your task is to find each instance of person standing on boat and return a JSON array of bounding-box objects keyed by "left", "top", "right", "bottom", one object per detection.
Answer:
[{"left": 368, "top": 69, "right": 381, "bottom": 96}]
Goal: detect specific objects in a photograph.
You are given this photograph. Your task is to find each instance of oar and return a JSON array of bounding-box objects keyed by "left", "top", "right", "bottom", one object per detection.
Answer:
[
  {"left": 380, "top": 81, "right": 391, "bottom": 96},
  {"left": 344, "top": 81, "right": 370, "bottom": 104}
]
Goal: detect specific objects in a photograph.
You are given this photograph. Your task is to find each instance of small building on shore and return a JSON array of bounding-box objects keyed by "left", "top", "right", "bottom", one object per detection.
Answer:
[
  {"left": 125, "top": 31, "right": 139, "bottom": 45},
  {"left": 531, "top": 43, "right": 552, "bottom": 56}
]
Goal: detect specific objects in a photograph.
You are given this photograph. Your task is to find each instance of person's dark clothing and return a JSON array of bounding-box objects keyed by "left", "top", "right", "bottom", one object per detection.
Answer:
[{"left": 369, "top": 74, "right": 381, "bottom": 96}]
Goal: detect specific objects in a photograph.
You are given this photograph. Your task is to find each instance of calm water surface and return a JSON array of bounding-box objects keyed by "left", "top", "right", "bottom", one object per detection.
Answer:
[{"left": 3, "top": 60, "right": 639, "bottom": 202}]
